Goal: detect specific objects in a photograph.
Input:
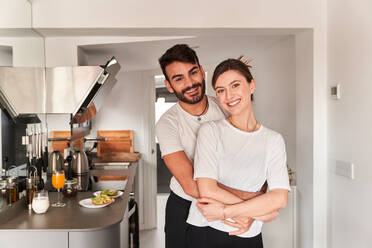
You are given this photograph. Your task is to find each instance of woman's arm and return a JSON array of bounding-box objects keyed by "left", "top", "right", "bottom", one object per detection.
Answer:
[
  {"left": 197, "top": 189, "right": 288, "bottom": 221},
  {"left": 225, "top": 188, "right": 288, "bottom": 218}
]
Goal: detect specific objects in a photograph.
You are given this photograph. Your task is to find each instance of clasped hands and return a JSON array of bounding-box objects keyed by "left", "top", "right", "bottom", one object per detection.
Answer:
[{"left": 197, "top": 198, "right": 279, "bottom": 236}]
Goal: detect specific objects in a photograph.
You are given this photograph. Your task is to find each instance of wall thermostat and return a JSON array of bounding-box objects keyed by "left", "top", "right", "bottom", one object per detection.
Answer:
[{"left": 331, "top": 84, "right": 340, "bottom": 100}]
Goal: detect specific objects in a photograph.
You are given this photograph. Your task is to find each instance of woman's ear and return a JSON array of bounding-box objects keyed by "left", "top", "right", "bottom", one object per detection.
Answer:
[{"left": 249, "top": 79, "right": 256, "bottom": 94}]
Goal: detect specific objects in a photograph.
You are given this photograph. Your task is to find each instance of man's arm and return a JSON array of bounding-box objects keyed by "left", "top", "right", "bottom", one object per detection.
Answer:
[
  {"left": 217, "top": 182, "right": 268, "bottom": 200},
  {"left": 162, "top": 151, "right": 199, "bottom": 198},
  {"left": 197, "top": 178, "right": 244, "bottom": 204}
]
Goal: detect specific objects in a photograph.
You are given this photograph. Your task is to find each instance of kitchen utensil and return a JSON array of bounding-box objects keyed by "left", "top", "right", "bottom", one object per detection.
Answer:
[
  {"left": 72, "top": 150, "right": 89, "bottom": 175},
  {"left": 25, "top": 178, "right": 36, "bottom": 209},
  {"left": 47, "top": 151, "right": 64, "bottom": 175},
  {"left": 72, "top": 150, "right": 89, "bottom": 191}
]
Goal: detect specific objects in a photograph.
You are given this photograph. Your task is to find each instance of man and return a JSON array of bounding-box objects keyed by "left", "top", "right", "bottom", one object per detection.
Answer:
[{"left": 156, "top": 44, "right": 276, "bottom": 248}]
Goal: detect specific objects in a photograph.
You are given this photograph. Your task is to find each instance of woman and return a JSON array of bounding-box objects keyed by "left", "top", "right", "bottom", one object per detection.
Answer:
[{"left": 186, "top": 58, "right": 290, "bottom": 248}]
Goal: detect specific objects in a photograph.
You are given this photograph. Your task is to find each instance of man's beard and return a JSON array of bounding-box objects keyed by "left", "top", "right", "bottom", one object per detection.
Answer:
[{"left": 171, "top": 79, "right": 206, "bottom": 104}]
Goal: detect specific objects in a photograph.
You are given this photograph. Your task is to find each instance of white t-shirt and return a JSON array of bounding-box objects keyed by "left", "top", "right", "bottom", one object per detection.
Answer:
[
  {"left": 187, "top": 119, "right": 291, "bottom": 237},
  {"left": 155, "top": 96, "right": 227, "bottom": 201}
]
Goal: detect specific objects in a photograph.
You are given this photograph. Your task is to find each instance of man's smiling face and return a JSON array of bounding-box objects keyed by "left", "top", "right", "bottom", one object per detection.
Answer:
[{"left": 164, "top": 61, "right": 206, "bottom": 104}]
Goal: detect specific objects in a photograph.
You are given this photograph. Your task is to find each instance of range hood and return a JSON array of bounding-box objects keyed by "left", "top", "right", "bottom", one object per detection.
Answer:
[{"left": 0, "top": 57, "right": 121, "bottom": 121}]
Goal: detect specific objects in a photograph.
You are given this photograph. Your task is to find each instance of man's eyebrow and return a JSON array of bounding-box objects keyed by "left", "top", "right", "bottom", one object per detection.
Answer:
[
  {"left": 189, "top": 66, "right": 199, "bottom": 73},
  {"left": 171, "top": 74, "right": 183, "bottom": 80}
]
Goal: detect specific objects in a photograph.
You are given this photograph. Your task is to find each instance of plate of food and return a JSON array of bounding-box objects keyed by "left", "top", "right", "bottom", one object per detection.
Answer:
[
  {"left": 79, "top": 194, "right": 115, "bottom": 209},
  {"left": 93, "top": 189, "right": 123, "bottom": 198}
]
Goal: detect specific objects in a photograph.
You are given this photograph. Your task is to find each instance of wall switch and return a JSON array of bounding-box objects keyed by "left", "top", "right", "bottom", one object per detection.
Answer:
[
  {"left": 331, "top": 84, "right": 341, "bottom": 99},
  {"left": 335, "top": 160, "right": 354, "bottom": 179}
]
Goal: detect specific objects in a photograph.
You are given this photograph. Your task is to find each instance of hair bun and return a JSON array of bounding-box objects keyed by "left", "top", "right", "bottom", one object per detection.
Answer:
[{"left": 237, "top": 55, "right": 253, "bottom": 68}]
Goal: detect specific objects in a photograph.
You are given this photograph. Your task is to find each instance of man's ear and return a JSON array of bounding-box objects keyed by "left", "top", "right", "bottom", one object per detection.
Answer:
[
  {"left": 249, "top": 79, "right": 256, "bottom": 94},
  {"left": 200, "top": 65, "right": 206, "bottom": 79},
  {"left": 164, "top": 80, "right": 174, "bottom": 93}
]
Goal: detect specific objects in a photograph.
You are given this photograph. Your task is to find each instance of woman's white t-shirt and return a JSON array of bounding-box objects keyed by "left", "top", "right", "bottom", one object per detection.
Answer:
[{"left": 186, "top": 119, "right": 291, "bottom": 237}]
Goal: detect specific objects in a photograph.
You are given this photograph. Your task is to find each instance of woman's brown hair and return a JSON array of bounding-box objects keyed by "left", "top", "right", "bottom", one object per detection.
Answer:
[{"left": 211, "top": 58, "right": 253, "bottom": 89}]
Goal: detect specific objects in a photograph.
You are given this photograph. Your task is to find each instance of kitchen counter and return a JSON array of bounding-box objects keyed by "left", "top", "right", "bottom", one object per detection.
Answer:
[{"left": 0, "top": 162, "right": 137, "bottom": 248}]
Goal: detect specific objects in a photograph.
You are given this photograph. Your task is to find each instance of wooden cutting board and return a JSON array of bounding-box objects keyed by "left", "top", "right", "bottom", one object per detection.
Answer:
[
  {"left": 101, "top": 152, "right": 141, "bottom": 162},
  {"left": 50, "top": 131, "right": 83, "bottom": 156},
  {"left": 97, "top": 130, "right": 134, "bottom": 157}
]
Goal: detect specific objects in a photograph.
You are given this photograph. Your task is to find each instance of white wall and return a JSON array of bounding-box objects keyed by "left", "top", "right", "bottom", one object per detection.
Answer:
[
  {"left": 0, "top": 46, "right": 12, "bottom": 66},
  {"left": 0, "top": 37, "right": 44, "bottom": 67},
  {"left": 327, "top": 1, "right": 372, "bottom": 247},
  {"left": 252, "top": 36, "right": 296, "bottom": 171},
  {"left": 295, "top": 30, "right": 314, "bottom": 248},
  {"left": 44, "top": 36, "right": 192, "bottom": 67},
  {"left": 32, "top": 0, "right": 323, "bottom": 29},
  {"left": 0, "top": 0, "right": 31, "bottom": 28}
]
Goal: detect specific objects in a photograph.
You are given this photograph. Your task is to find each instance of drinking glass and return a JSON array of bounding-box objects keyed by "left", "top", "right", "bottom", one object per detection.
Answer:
[
  {"left": 32, "top": 190, "right": 49, "bottom": 214},
  {"left": 52, "top": 170, "right": 66, "bottom": 207}
]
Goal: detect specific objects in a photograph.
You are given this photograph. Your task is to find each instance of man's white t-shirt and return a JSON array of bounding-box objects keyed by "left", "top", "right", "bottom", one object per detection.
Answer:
[
  {"left": 186, "top": 119, "right": 291, "bottom": 237},
  {"left": 155, "top": 96, "right": 227, "bottom": 201}
]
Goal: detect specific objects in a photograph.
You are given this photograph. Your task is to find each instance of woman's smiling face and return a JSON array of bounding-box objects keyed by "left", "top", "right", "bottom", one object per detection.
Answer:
[{"left": 214, "top": 69, "right": 255, "bottom": 116}]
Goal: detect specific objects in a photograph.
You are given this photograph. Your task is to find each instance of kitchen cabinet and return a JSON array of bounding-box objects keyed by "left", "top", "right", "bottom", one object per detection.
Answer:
[{"left": 262, "top": 186, "right": 297, "bottom": 248}]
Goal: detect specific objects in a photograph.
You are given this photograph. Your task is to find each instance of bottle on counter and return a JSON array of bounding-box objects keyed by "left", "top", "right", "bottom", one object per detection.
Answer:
[
  {"left": 6, "top": 177, "right": 18, "bottom": 205},
  {"left": 0, "top": 178, "right": 7, "bottom": 209},
  {"left": 25, "top": 178, "right": 36, "bottom": 210}
]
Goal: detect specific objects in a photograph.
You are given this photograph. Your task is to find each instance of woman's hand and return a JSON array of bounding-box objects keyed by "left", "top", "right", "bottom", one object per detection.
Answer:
[
  {"left": 224, "top": 216, "right": 254, "bottom": 236},
  {"left": 197, "top": 197, "right": 225, "bottom": 221}
]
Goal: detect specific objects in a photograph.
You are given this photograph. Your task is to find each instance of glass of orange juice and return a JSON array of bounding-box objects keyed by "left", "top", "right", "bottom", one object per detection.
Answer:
[{"left": 51, "top": 170, "right": 66, "bottom": 207}]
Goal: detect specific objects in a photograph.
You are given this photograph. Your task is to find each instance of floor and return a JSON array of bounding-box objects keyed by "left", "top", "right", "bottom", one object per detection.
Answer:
[{"left": 139, "top": 193, "right": 168, "bottom": 248}]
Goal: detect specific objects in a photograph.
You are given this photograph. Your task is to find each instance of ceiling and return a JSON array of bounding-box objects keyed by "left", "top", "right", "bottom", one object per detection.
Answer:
[{"left": 80, "top": 34, "right": 292, "bottom": 72}]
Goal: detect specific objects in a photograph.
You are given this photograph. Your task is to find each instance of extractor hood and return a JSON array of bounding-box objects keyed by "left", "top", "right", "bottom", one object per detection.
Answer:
[{"left": 0, "top": 57, "right": 121, "bottom": 121}]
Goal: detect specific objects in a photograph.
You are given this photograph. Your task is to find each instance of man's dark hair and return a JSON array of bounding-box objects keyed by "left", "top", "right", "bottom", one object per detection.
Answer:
[{"left": 158, "top": 44, "right": 200, "bottom": 81}]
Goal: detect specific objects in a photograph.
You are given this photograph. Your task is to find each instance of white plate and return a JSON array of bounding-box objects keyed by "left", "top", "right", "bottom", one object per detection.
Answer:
[
  {"left": 93, "top": 190, "right": 124, "bottom": 198},
  {"left": 79, "top": 198, "right": 112, "bottom": 209}
]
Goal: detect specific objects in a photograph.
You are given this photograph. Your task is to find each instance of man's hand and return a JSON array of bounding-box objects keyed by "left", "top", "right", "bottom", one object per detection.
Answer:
[
  {"left": 223, "top": 216, "right": 254, "bottom": 236},
  {"left": 197, "top": 197, "right": 225, "bottom": 221},
  {"left": 253, "top": 210, "right": 279, "bottom": 223}
]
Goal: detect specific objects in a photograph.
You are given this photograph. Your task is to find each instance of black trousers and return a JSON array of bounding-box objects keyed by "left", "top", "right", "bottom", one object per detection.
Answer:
[
  {"left": 187, "top": 225, "right": 263, "bottom": 248},
  {"left": 165, "top": 191, "right": 192, "bottom": 248}
]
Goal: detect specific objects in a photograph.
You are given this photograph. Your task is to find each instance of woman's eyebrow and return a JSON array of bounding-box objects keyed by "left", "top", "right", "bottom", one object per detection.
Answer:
[
  {"left": 229, "top": 80, "right": 240, "bottom": 85},
  {"left": 215, "top": 80, "right": 240, "bottom": 89}
]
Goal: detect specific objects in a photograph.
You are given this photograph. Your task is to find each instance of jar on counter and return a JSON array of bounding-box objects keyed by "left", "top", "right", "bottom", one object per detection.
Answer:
[
  {"left": 0, "top": 179, "right": 7, "bottom": 208},
  {"left": 6, "top": 177, "right": 18, "bottom": 205},
  {"left": 25, "top": 178, "right": 36, "bottom": 210},
  {"left": 62, "top": 178, "right": 78, "bottom": 198}
]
